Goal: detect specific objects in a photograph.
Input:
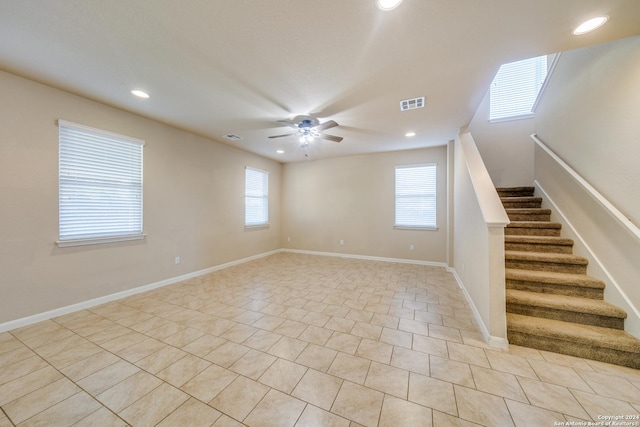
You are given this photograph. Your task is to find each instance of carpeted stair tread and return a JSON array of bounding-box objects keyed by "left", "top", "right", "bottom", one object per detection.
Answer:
[
  {"left": 505, "top": 269, "right": 604, "bottom": 289},
  {"left": 507, "top": 221, "right": 561, "bottom": 229},
  {"left": 500, "top": 197, "right": 543, "bottom": 208},
  {"left": 505, "top": 235, "right": 573, "bottom": 245},
  {"left": 507, "top": 313, "right": 640, "bottom": 359},
  {"left": 505, "top": 250, "right": 588, "bottom": 265},
  {"left": 505, "top": 208, "right": 552, "bottom": 215},
  {"left": 506, "top": 289, "right": 627, "bottom": 318},
  {"left": 496, "top": 186, "right": 535, "bottom": 196}
]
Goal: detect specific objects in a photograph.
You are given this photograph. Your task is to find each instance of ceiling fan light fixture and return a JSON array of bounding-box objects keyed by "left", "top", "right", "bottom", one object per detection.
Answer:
[
  {"left": 130, "top": 89, "right": 150, "bottom": 99},
  {"left": 376, "top": 0, "right": 403, "bottom": 11},
  {"left": 572, "top": 16, "right": 608, "bottom": 35},
  {"left": 405, "top": 132, "right": 416, "bottom": 137}
]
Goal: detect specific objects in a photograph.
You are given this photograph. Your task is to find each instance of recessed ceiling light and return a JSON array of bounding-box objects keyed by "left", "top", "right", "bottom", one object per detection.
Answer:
[
  {"left": 572, "top": 16, "right": 608, "bottom": 35},
  {"left": 405, "top": 132, "right": 416, "bottom": 137},
  {"left": 131, "top": 89, "right": 150, "bottom": 99},
  {"left": 376, "top": 0, "right": 403, "bottom": 11},
  {"left": 276, "top": 150, "right": 284, "bottom": 154}
]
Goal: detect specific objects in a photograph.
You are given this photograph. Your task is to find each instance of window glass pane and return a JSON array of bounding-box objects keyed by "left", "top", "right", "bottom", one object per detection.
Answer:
[
  {"left": 58, "top": 121, "right": 144, "bottom": 242},
  {"left": 245, "top": 167, "right": 268, "bottom": 226},
  {"left": 395, "top": 164, "right": 436, "bottom": 227},
  {"left": 490, "top": 55, "right": 547, "bottom": 120}
]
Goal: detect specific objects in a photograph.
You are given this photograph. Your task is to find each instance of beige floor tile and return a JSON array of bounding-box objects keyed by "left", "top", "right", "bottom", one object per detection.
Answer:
[
  {"left": 229, "top": 349, "right": 277, "bottom": 379},
  {"left": 267, "top": 336, "right": 308, "bottom": 360},
  {"left": 301, "top": 311, "right": 331, "bottom": 327},
  {"left": 162, "top": 327, "right": 205, "bottom": 348},
  {"left": 399, "top": 318, "right": 431, "bottom": 336},
  {"left": 203, "top": 341, "right": 251, "bottom": 368},
  {"left": 156, "top": 397, "right": 222, "bottom": 427},
  {"left": 325, "top": 317, "right": 356, "bottom": 334},
  {"left": 518, "top": 376, "right": 591, "bottom": 419},
  {"left": 76, "top": 359, "right": 140, "bottom": 396},
  {"left": 350, "top": 322, "right": 382, "bottom": 340},
  {"left": 379, "top": 395, "right": 432, "bottom": 427},
  {"left": 331, "top": 381, "right": 384, "bottom": 427},
  {"left": 414, "top": 310, "right": 444, "bottom": 325},
  {"left": 379, "top": 327, "right": 412, "bottom": 348},
  {"left": 243, "top": 329, "right": 283, "bottom": 351},
  {"left": 295, "top": 344, "right": 338, "bottom": 372},
  {"left": 505, "top": 399, "right": 564, "bottom": 427},
  {"left": 469, "top": 365, "right": 528, "bottom": 403},
  {"left": 571, "top": 389, "right": 639, "bottom": 420},
  {"left": 528, "top": 358, "right": 593, "bottom": 392},
  {"left": 430, "top": 356, "right": 475, "bottom": 388},
  {"left": 364, "top": 361, "right": 409, "bottom": 399},
  {"left": 182, "top": 333, "right": 227, "bottom": 357},
  {"left": 355, "top": 339, "right": 393, "bottom": 364},
  {"left": 328, "top": 352, "right": 371, "bottom": 385},
  {"left": 251, "top": 314, "right": 286, "bottom": 331},
  {"left": 232, "top": 309, "right": 265, "bottom": 325},
  {"left": 115, "top": 337, "right": 166, "bottom": 363},
  {"left": 446, "top": 342, "right": 490, "bottom": 368},
  {"left": 391, "top": 346, "right": 430, "bottom": 376},
  {"left": 209, "top": 376, "right": 270, "bottom": 422},
  {"left": 370, "top": 313, "right": 400, "bottom": 329},
  {"left": 120, "top": 382, "right": 189, "bottom": 426},
  {"left": 73, "top": 407, "right": 128, "bottom": 427},
  {"left": 135, "top": 345, "right": 187, "bottom": 374},
  {"left": 0, "top": 347, "right": 37, "bottom": 370},
  {"left": 244, "top": 389, "right": 306, "bottom": 427},
  {"left": 298, "top": 325, "right": 333, "bottom": 345},
  {"left": 3, "top": 377, "right": 80, "bottom": 424},
  {"left": 325, "top": 332, "right": 362, "bottom": 355},
  {"left": 432, "top": 410, "right": 484, "bottom": 427},
  {"left": 428, "top": 324, "right": 462, "bottom": 343},
  {"left": 258, "top": 358, "right": 307, "bottom": 393},
  {"left": 156, "top": 353, "right": 211, "bottom": 387},
  {"left": 295, "top": 404, "right": 350, "bottom": 427},
  {"left": 0, "top": 365, "right": 63, "bottom": 406},
  {"left": 219, "top": 322, "right": 259, "bottom": 343},
  {"left": 0, "top": 355, "right": 49, "bottom": 386},
  {"left": 44, "top": 341, "right": 102, "bottom": 369},
  {"left": 454, "top": 385, "right": 514, "bottom": 427},
  {"left": 212, "top": 414, "right": 245, "bottom": 426},
  {"left": 408, "top": 372, "right": 457, "bottom": 416},
  {"left": 32, "top": 334, "right": 89, "bottom": 360},
  {"left": 17, "top": 391, "right": 101, "bottom": 427},
  {"left": 96, "top": 370, "right": 163, "bottom": 413},
  {"left": 485, "top": 350, "right": 538, "bottom": 379},
  {"left": 539, "top": 350, "right": 596, "bottom": 371},
  {"left": 180, "top": 364, "right": 238, "bottom": 403},
  {"left": 60, "top": 350, "right": 120, "bottom": 382},
  {"left": 577, "top": 369, "right": 640, "bottom": 404},
  {"left": 274, "top": 319, "right": 308, "bottom": 338},
  {"left": 292, "top": 368, "right": 343, "bottom": 410}
]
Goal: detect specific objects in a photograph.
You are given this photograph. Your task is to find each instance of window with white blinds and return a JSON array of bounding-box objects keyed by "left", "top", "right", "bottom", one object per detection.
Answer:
[
  {"left": 245, "top": 167, "right": 269, "bottom": 227},
  {"left": 489, "top": 55, "right": 547, "bottom": 121},
  {"left": 395, "top": 164, "right": 437, "bottom": 228},
  {"left": 58, "top": 120, "right": 144, "bottom": 246}
]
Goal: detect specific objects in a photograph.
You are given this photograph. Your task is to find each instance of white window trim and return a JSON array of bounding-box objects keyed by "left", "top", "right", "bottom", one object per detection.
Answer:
[
  {"left": 56, "top": 120, "right": 145, "bottom": 247},
  {"left": 244, "top": 166, "right": 269, "bottom": 229},
  {"left": 394, "top": 163, "right": 437, "bottom": 230}
]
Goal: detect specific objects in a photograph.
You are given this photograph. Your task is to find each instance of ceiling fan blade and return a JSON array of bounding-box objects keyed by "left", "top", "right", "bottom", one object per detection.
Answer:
[
  {"left": 313, "top": 120, "right": 339, "bottom": 132},
  {"left": 276, "top": 120, "right": 300, "bottom": 129},
  {"left": 268, "top": 133, "right": 296, "bottom": 139},
  {"left": 317, "top": 133, "right": 343, "bottom": 143}
]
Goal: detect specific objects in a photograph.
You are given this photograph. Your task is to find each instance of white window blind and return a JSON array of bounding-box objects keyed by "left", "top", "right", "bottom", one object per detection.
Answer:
[
  {"left": 395, "top": 164, "right": 436, "bottom": 228},
  {"left": 245, "top": 167, "right": 269, "bottom": 227},
  {"left": 58, "top": 120, "right": 144, "bottom": 246},
  {"left": 489, "top": 55, "right": 547, "bottom": 121}
]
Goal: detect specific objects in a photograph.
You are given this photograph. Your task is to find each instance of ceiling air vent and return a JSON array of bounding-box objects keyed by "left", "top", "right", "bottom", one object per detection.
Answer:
[
  {"left": 223, "top": 134, "right": 242, "bottom": 141},
  {"left": 400, "top": 97, "right": 425, "bottom": 111}
]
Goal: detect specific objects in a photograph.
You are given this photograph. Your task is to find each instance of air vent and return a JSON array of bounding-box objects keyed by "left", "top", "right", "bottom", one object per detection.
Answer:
[
  {"left": 223, "top": 134, "right": 242, "bottom": 141},
  {"left": 400, "top": 97, "right": 425, "bottom": 111}
]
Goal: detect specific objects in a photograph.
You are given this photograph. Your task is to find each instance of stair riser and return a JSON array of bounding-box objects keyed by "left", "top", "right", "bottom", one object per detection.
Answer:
[
  {"left": 507, "top": 213, "right": 551, "bottom": 222},
  {"left": 505, "top": 242, "right": 573, "bottom": 254},
  {"left": 502, "top": 201, "right": 542, "bottom": 209},
  {"left": 505, "top": 260, "right": 587, "bottom": 274},
  {"left": 507, "top": 304, "right": 625, "bottom": 329},
  {"left": 506, "top": 279, "right": 604, "bottom": 299},
  {"left": 497, "top": 191, "right": 535, "bottom": 198},
  {"left": 505, "top": 227, "right": 562, "bottom": 237},
  {"left": 506, "top": 330, "right": 640, "bottom": 369}
]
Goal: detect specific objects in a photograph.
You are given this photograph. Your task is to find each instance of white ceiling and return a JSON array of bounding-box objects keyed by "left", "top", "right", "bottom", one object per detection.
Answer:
[{"left": 1, "top": 1, "right": 639, "bottom": 162}]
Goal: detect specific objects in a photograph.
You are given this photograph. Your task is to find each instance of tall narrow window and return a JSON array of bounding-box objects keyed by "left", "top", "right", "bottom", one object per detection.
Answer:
[
  {"left": 245, "top": 167, "right": 269, "bottom": 227},
  {"left": 58, "top": 120, "right": 144, "bottom": 246},
  {"left": 489, "top": 55, "right": 547, "bottom": 121},
  {"left": 395, "top": 164, "right": 437, "bottom": 228}
]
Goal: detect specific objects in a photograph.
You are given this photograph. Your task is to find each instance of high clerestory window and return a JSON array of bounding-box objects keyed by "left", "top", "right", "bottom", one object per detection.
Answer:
[
  {"left": 57, "top": 120, "right": 144, "bottom": 246},
  {"left": 489, "top": 55, "right": 548, "bottom": 121}
]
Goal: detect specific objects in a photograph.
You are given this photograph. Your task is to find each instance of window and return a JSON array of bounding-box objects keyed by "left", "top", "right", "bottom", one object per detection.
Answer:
[
  {"left": 245, "top": 167, "right": 269, "bottom": 227},
  {"left": 395, "top": 164, "right": 436, "bottom": 229},
  {"left": 489, "top": 55, "right": 547, "bottom": 121},
  {"left": 58, "top": 120, "right": 144, "bottom": 246}
]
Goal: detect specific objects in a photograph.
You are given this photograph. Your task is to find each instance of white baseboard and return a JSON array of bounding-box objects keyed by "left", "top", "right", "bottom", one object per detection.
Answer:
[
  {"left": 0, "top": 249, "right": 282, "bottom": 333},
  {"left": 283, "top": 248, "right": 448, "bottom": 268},
  {"left": 447, "top": 266, "right": 509, "bottom": 350}
]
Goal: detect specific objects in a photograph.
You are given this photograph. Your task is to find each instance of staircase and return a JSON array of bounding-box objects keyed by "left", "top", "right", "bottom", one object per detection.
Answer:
[{"left": 498, "top": 186, "right": 640, "bottom": 369}]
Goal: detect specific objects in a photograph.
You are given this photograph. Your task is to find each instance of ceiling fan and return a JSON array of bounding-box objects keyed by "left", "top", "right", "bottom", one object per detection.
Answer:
[{"left": 268, "top": 115, "right": 343, "bottom": 144}]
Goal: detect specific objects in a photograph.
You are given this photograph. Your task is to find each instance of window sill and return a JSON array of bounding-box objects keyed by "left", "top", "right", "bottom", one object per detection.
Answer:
[
  {"left": 488, "top": 113, "right": 534, "bottom": 124},
  {"left": 394, "top": 226, "right": 438, "bottom": 231},
  {"left": 244, "top": 224, "right": 269, "bottom": 231},
  {"left": 56, "top": 234, "right": 146, "bottom": 248}
]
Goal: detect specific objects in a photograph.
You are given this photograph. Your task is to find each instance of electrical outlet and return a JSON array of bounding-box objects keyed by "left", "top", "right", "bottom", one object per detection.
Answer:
[
  {"left": 409, "top": 244, "right": 414, "bottom": 251},
  {"left": 174, "top": 256, "right": 180, "bottom": 265},
  {"left": 339, "top": 240, "right": 344, "bottom": 245}
]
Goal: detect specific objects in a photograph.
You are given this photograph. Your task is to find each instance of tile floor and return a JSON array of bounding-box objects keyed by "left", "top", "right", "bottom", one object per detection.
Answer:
[{"left": 1, "top": 252, "right": 639, "bottom": 426}]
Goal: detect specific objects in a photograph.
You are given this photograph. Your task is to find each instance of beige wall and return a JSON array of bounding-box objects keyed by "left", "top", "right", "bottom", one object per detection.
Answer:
[
  {"left": 0, "top": 70, "right": 282, "bottom": 324},
  {"left": 281, "top": 147, "right": 448, "bottom": 263}
]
